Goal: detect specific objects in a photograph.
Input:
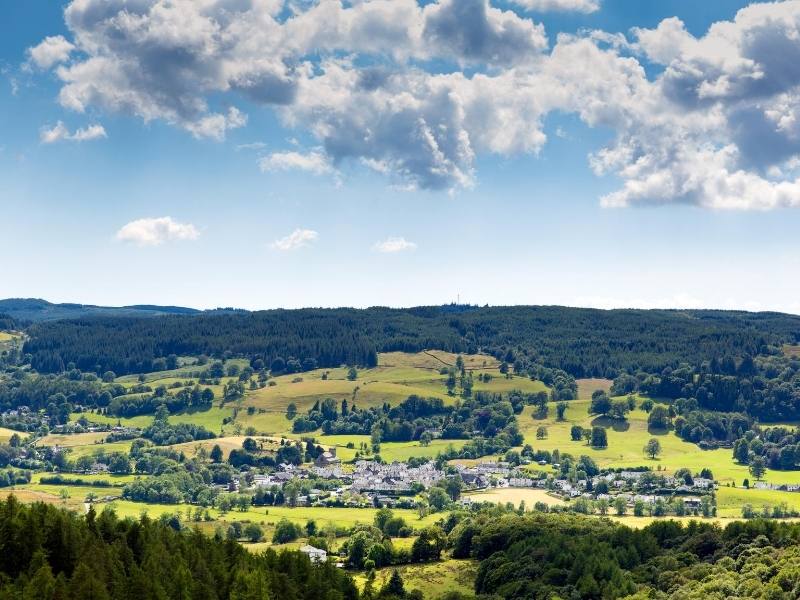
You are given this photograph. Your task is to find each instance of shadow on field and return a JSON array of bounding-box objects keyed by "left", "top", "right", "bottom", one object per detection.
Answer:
[
  {"left": 591, "top": 416, "right": 630, "bottom": 432},
  {"left": 647, "top": 425, "right": 670, "bottom": 436}
]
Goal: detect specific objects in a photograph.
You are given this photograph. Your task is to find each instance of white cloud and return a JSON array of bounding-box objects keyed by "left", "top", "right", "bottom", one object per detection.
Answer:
[
  {"left": 259, "top": 150, "right": 333, "bottom": 176},
  {"left": 28, "top": 0, "right": 800, "bottom": 208},
  {"left": 26, "top": 35, "right": 74, "bottom": 69},
  {"left": 40, "top": 121, "right": 107, "bottom": 144},
  {"left": 271, "top": 228, "right": 319, "bottom": 251},
  {"left": 116, "top": 217, "right": 200, "bottom": 246},
  {"left": 374, "top": 237, "right": 417, "bottom": 253},
  {"left": 236, "top": 142, "right": 267, "bottom": 151},
  {"left": 510, "top": 0, "right": 600, "bottom": 14}
]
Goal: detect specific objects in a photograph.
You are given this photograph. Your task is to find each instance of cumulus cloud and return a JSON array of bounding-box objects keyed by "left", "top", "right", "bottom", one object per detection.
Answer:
[
  {"left": 271, "top": 228, "right": 319, "bottom": 251},
  {"left": 116, "top": 217, "right": 200, "bottom": 246},
  {"left": 510, "top": 0, "right": 600, "bottom": 14},
  {"left": 259, "top": 150, "right": 333, "bottom": 175},
  {"left": 422, "top": 0, "right": 547, "bottom": 65},
  {"left": 374, "top": 237, "right": 417, "bottom": 253},
  {"left": 26, "top": 35, "right": 75, "bottom": 69},
  {"left": 40, "top": 121, "right": 107, "bottom": 144},
  {"left": 29, "top": 0, "right": 800, "bottom": 208}
]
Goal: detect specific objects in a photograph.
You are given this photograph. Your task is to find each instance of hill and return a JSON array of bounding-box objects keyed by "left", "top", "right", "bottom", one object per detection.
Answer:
[
  {"left": 0, "top": 298, "right": 201, "bottom": 323},
  {"left": 20, "top": 304, "right": 800, "bottom": 377}
]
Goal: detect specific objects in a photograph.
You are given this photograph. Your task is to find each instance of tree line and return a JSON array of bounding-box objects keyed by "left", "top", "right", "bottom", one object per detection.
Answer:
[{"left": 23, "top": 306, "right": 800, "bottom": 377}]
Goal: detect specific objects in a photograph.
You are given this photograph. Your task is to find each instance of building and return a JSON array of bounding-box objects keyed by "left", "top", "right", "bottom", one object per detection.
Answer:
[
  {"left": 300, "top": 545, "right": 327, "bottom": 563},
  {"left": 315, "top": 447, "right": 340, "bottom": 467}
]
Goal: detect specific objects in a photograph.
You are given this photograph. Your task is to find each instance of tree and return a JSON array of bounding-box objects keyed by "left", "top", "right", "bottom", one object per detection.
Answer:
[
  {"left": 347, "top": 367, "right": 358, "bottom": 381},
  {"left": 614, "top": 496, "right": 627, "bottom": 516},
  {"left": 556, "top": 402, "right": 568, "bottom": 421},
  {"left": 210, "top": 444, "right": 223, "bottom": 463},
  {"left": 445, "top": 475, "right": 463, "bottom": 501},
  {"left": 427, "top": 487, "right": 450, "bottom": 511},
  {"left": 570, "top": 425, "right": 583, "bottom": 441},
  {"left": 419, "top": 431, "right": 432, "bottom": 447},
  {"left": 608, "top": 400, "right": 630, "bottom": 420},
  {"left": 588, "top": 391, "right": 612, "bottom": 416},
  {"left": 536, "top": 426, "right": 548, "bottom": 440},
  {"left": 286, "top": 403, "right": 297, "bottom": 420},
  {"left": 749, "top": 456, "right": 766, "bottom": 480},
  {"left": 272, "top": 519, "right": 300, "bottom": 544},
  {"left": 411, "top": 527, "right": 446, "bottom": 562},
  {"left": 733, "top": 439, "right": 750, "bottom": 464},
  {"left": 648, "top": 405, "right": 670, "bottom": 429},
  {"left": 590, "top": 427, "right": 607, "bottom": 448},
  {"left": 644, "top": 438, "right": 662, "bottom": 459},
  {"left": 244, "top": 523, "right": 264, "bottom": 543},
  {"left": 383, "top": 571, "right": 405, "bottom": 597}
]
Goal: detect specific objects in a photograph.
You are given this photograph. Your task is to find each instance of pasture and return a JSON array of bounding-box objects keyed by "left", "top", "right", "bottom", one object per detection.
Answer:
[
  {"left": 465, "top": 488, "right": 566, "bottom": 507},
  {"left": 517, "top": 398, "right": 800, "bottom": 486},
  {"left": 354, "top": 559, "right": 478, "bottom": 598},
  {"left": 0, "top": 427, "right": 21, "bottom": 443}
]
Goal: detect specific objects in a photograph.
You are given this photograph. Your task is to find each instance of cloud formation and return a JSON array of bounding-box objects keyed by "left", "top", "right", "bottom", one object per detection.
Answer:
[
  {"left": 29, "top": 0, "right": 800, "bottom": 208},
  {"left": 510, "top": 0, "right": 600, "bottom": 14},
  {"left": 26, "top": 35, "right": 74, "bottom": 69},
  {"left": 374, "top": 237, "right": 417, "bottom": 253},
  {"left": 259, "top": 151, "right": 333, "bottom": 176},
  {"left": 271, "top": 228, "right": 319, "bottom": 251},
  {"left": 40, "top": 121, "right": 107, "bottom": 144},
  {"left": 116, "top": 217, "right": 200, "bottom": 246}
]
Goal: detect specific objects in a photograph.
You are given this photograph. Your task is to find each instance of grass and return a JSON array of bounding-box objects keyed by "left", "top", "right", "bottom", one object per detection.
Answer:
[
  {"left": 576, "top": 378, "right": 613, "bottom": 400},
  {"left": 66, "top": 441, "right": 134, "bottom": 459},
  {"left": 782, "top": 344, "right": 800, "bottom": 358},
  {"left": 517, "top": 398, "right": 800, "bottom": 486},
  {"left": 72, "top": 406, "right": 234, "bottom": 433},
  {"left": 465, "top": 488, "right": 566, "bottom": 508},
  {"left": 379, "top": 351, "right": 499, "bottom": 370},
  {"left": 716, "top": 486, "right": 800, "bottom": 517},
  {"left": 0, "top": 332, "right": 19, "bottom": 342},
  {"left": 0, "top": 427, "right": 21, "bottom": 443},
  {"left": 37, "top": 432, "right": 110, "bottom": 447},
  {"left": 301, "top": 435, "right": 469, "bottom": 462},
  {"left": 99, "top": 500, "right": 445, "bottom": 532},
  {"left": 354, "top": 559, "right": 477, "bottom": 598},
  {"left": 114, "top": 358, "right": 249, "bottom": 386}
]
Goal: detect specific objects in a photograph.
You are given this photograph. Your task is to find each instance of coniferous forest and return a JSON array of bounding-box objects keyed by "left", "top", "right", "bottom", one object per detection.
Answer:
[{"left": 21, "top": 306, "right": 800, "bottom": 378}]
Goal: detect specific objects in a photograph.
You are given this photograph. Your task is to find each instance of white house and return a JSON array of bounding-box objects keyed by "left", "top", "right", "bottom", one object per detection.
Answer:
[{"left": 300, "top": 545, "right": 327, "bottom": 563}]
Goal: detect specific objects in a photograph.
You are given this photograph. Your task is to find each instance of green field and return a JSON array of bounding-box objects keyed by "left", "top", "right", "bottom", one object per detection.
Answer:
[
  {"left": 517, "top": 398, "right": 800, "bottom": 486},
  {"left": 716, "top": 486, "right": 800, "bottom": 517}
]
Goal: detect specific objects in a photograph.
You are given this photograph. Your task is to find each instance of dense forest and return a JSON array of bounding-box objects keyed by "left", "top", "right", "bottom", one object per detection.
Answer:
[
  {"left": 0, "top": 496, "right": 361, "bottom": 600},
  {"left": 22, "top": 306, "right": 800, "bottom": 377},
  {"left": 454, "top": 510, "right": 800, "bottom": 599},
  {"left": 612, "top": 352, "right": 800, "bottom": 422}
]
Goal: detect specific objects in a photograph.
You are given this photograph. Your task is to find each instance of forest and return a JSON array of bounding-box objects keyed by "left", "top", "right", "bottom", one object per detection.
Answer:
[
  {"left": 456, "top": 510, "right": 800, "bottom": 599},
  {"left": 0, "top": 496, "right": 361, "bottom": 600},
  {"left": 21, "top": 305, "right": 800, "bottom": 377}
]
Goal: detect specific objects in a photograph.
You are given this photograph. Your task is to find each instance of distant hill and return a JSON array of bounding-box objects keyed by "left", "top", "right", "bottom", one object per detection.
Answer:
[{"left": 0, "top": 298, "right": 200, "bottom": 323}]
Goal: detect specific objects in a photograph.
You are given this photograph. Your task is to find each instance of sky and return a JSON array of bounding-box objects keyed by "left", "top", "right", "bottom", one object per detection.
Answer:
[{"left": 2, "top": 0, "right": 800, "bottom": 313}]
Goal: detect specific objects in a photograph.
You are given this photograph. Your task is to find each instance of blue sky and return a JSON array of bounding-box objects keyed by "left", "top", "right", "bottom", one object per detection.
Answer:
[{"left": 2, "top": 0, "right": 800, "bottom": 312}]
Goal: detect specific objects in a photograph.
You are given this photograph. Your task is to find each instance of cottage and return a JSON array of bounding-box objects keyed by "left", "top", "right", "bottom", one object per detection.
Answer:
[
  {"left": 299, "top": 545, "right": 327, "bottom": 563},
  {"left": 315, "top": 448, "right": 340, "bottom": 467}
]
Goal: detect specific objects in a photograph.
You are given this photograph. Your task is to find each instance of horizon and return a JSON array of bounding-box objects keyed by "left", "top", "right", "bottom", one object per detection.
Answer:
[
  {"left": 3, "top": 296, "right": 800, "bottom": 317},
  {"left": 3, "top": 1, "right": 800, "bottom": 312}
]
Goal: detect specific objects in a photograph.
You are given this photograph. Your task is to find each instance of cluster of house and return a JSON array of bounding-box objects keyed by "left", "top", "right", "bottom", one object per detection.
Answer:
[
  {"left": 232, "top": 457, "right": 447, "bottom": 507},
  {"left": 752, "top": 481, "right": 800, "bottom": 492}
]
